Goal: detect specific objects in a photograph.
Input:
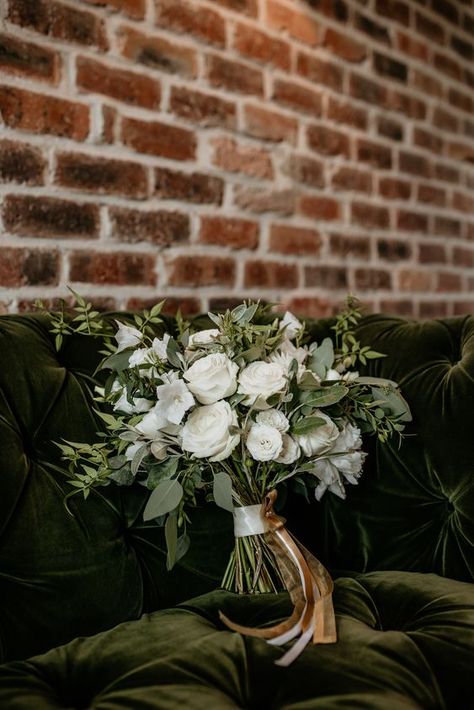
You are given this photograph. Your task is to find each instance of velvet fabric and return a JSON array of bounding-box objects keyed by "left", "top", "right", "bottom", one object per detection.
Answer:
[{"left": 0, "top": 312, "right": 473, "bottom": 708}]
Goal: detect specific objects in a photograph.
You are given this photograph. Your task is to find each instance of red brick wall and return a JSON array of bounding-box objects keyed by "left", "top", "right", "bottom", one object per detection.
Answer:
[{"left": 0, "top": 0, "right": 473, "bottom": 318}]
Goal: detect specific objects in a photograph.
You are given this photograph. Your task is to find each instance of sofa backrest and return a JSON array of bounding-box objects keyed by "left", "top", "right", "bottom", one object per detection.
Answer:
[{"left": 0, "top": 312, "right": 472, "bottom": 662}]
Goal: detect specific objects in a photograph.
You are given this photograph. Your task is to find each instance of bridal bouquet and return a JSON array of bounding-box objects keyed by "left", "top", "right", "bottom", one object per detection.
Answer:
[{"left": 47, "top": 295, "right": 410, "bottom": 665}]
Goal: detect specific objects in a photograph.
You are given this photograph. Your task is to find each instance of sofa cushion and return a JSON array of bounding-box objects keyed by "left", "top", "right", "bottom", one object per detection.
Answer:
[{"left": 0, "top": 571, "right": 472, "bottom": 709}]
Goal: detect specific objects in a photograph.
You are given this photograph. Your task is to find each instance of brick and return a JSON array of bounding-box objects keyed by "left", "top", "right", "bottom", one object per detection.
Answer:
[
  {"left": 414, "top": 128, "right": 444, "bottom": 153},
  {"left": 70, "top": 252, "right": 155, "bottom": 285},
  {"left": 380, "top": 299, "right": 415, "bottom": 316},
  {"left": 434, "top": 52, "right": 462, "bottom": 81},
  {"left": 118, "top": 25, "right": 197, "bottom": 78},
  {"left": 101, "top": 105, "right": 117, "bottom": 144},
  {"left": 278, "top": 297, "right": 336, "bottom": 318},
  {"left": 307, "top": 125, "right": 350, "bottom": 158},
  {"left": 413, "top": 70, "right": 442, "bottom": 98},
  {"left": 207, "top": 54, "right": 263, "bottom": 96},
  {"left": 329, "top": 233, "right": 371, "bottom": 260},
  {"left": 447, "top": 141, "right": 474, "bottom": 163},
  {"left": 453, "top": 301, "right": 474, "bottom": 316},
  {"left": 357, "top": 140, "right": 392, "bottom": 170},
  {"left": 305, "top": 266, "right": 347, "bottom": 289},
  {"left": 375, "top": 0, "right": 409, "bottom": 25},
  {"left": 154, "top": 168, "right": 223, "bottom": 204},
  {"left": 81, "top": 0, "right": 145, "bottom": 19},
  {"left": 349, "top": 74, "right": 387, "bottom": 106},
  {"left": 355, "top": 268, "right": 391, "bottom": 290},
  {"left": 156, "top": 0, "right": 225, "bottom": 47},
  {"left": 168, "top": 255, "right": 235, "bottom": 287},
  {"left": 398, "top": 269, "right": 433, "bottom": 293},
  {"left": 332, "top": 167, "right": 372, "bottom": 193},
  {"left": 453, "top": 247, "right": 474, "bottom": 268},
  {"left": 55, "top": 153, "right": 148, "bottom": 199},
  {"left": 463, "top": 119, "right": 474, "bottom": 139},
  {"left": 3, "top": 195, "right": 99, "bottom": 239},
  {"left": 397, "top": 210, "right": 429, "bottom": 233},
  {"left": 327, "top": 97, "right": 368, "bottom": 130},
  {"left": 437, "top": 272, "right": 462, "bottom": 292},
  {"left": 8, "top": 0, "right": 108, "bottom": 51},
  {"left": 451, "top": 35, "right": 473, "bottom": 61},
  {"left": 121, "top": 117, "right": 196, "bottom": 160},
  {"left": 234, "top": 187, "right": 295, "bottom": 215},
  {"left": 0, "top": 248, "right": 59, "bottom": 286},
  {"left": 434, "top": 163, "right": 460, "bottom": 184},
  {"left": 374, "top": 52, "right": 407, "bottom": 82},
  {"left": 0, "top": 140, "right": 45, "bottom": 185},
  {"left": 448, "top": 88, "right": 473, "bottom": 113},
  {"left": 351, "top": 202, "right": 390, "bottom": 229},
  {"left": 432, "top": 0, "right": 458, "bottom": 23},
  {"left": 434, "top": 216, "right": 461, "bottom": 237},
  {"left": 324, "top": 28, "right": 366, "bottom": 62},
  {"left": 377, "top": 238, "right": 412, "bottom": 261},
  {"left": 388, "top": 90, "right": 426, "bottom": 120},
  {"left": 170, "top": 87, "right": 236, "bottom": 129},
  {"left": 304, "top": 0, "right": 348, "bottom": 21},
  {"left": 233, "top": 23, "right": 290, "bottom": 70},
  {"left": 109, "top": 207, "right": 190, "bottom": 246},
  {"left": 417, "top": 184, "right": 446, "bottom": 207},
  {"left": 419, "top": 244, "right": 446, "bottom": 264},
  {"left": 396, "top": 31, "right": 428, "bottom": 61},
  {"left": 243, "top": 104, "right": 298, "bottom": 144},
  {"left": 299, "top": 195, "right": 340, "bottom": 221},
  {"left": 270, "top": 225, "right": 321, "bottom": 255},
  {"left": 0, "top": 33, "right": 59, "bottom": 83},
  {"left": 297, "top": 53, "right": 343, "bottom": 91},
  {"left": 266, "top": 1, "right": 322, "bottom": 45},
  {"left": 399, "top": 151, "right": 430, "bottom": 177},
  {"left": 244, "top": 260, "right": 298, "bottom": 289},
  {"left": 419, "top": 301, "right": 448, "bottom": 318},
  {"left": 76, "top": 57, "right": 161, "bottom": 110},
  {"left": 283, "top": 155, "right": 325, "bottom": 188},
  {"left": 206, "top": 0, "right": 257, "bottom": 15},
  {"left": 209, "top": 297, "right": 247, "bottom": 312},
  {"left": 379, "top": 177, "right": 411, "bottom": 200},
  {"left": 200, "top": 216, "right": 259, "bottom": 250},
  {"left": 272, "top": 80, "right": 322, "bottom": 118},
  {"left": 377, "top": 116, "right": 403, "bottom": 141},
  {"left": 128, "top": 297, "right": 201, "bottom": 316},
  {"left": 415, "top": 13, "right": 445, "bottom": 42},
  {"left": 211, "top": 137, "right": 273, "bottom": 179},
  {"left": 355, "top": 13, "right": 391, "bottom": 44},
  {"left": 452, "top": 192, "right": 474, "bottom": 213},
  {"left": 433, "top": 108, "right": 458, "bottom": 133},
  {"left": 0, "top": 86, "right": 89, "bottom": 141}
]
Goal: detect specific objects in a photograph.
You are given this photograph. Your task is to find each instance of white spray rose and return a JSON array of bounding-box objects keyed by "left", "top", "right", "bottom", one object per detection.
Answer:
[
  {"left": 112, "top": 381, "right": 153, "bottom": 415},
  {"left": 238, "top": 361, "right": 287, "bottom": 410},
  {"left": 256, "top": 408, "right": 289, "bottom": 433},
  {"left": 311, "top": 423, "right": 365, "bottom": 500},
  {"left": 115, "top": 321, "right": 142, "bottom": 352},
  {"left": 155, "top": 378, "right": 194, "bottom": 425},
  {"left": 187, "top": 329, "right": 220, "bottom": 348},
  {"left": 136, "top": 406, "right": 168, "bottom": 439},
  {"left": 181, "top": 401, "right": 240, "bottom": 462},
  {"left": 184, "top": 353, "right": 238, "bottom": 404},
  {"left": 276, "top": 434, "right": 301, "bottom": 464},
  {"left": 279, "top": 311, "right": 304, "bottom": 340},
  {"left": 246, "top": 423, "right": 283, "bottom": 462},
  {"left": 295, "top": 410, "right": 339, "bottom": 457},
  {"left": 152, "top": 334, "right": 170, "bottom": 361}
]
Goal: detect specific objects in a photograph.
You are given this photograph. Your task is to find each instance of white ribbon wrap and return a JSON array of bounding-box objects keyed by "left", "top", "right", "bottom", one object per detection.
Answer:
[{"left": 233, "top": 504, "right": 269, "bottom": 538}]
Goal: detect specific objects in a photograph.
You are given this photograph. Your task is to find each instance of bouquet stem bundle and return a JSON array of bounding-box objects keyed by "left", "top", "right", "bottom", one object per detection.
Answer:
[{"left": 222, "top": 530, "right": 284, "bottom": 594}]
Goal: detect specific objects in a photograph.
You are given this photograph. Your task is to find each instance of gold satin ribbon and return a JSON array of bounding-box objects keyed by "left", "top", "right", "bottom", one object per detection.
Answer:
[{"left": 219, "top": 490, "right": 337, "bottom": 665}]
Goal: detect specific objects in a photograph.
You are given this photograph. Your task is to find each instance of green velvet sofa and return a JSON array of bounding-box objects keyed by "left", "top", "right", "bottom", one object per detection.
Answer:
[{"left": 0, "top": 312, "right": 473, "bottom": 709}]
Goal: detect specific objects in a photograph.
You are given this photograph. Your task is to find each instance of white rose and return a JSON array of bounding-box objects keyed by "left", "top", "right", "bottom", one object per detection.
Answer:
[
  {"left": 188, "top": 329, "right": 220, "bottom": 348},
  {"left": 246, "top": 423, "right": 283, "bottom": 462},
  {"left": 136, "top": 406, "right": 168, "bottom": 439},
  {"left": 111, "top": 381, "right": 153, "bottom": 414},
  {"left": 279, "top": 311, "right": 304, "bottom": 340},
  {"left": 152, "top": 334, "right": 170, "bottom": 361},
  {"left": 184, "top": 353, "right": 238, "bottom": 404},
  {"left": 295, "top": 410, "right": 339, "bottom": 457},
  {"left": 256, "top": 408, "right": 289, "bottom": 433},
  {"left": 115, "top": 321, "right": 142, "bottom": 352},
  {"left": 238, "top": 361, "right": 287, "bottom": 410},
  {"left": 312, "top": 460, "right": 346, "bottom": 501},
  {"left": 311, "top": 423, "right": 365, "bottom": 500},
  {"left": 181, "top": 401, "right": 240, "bottom": 462},
  {"left": 276, "top": 434, "right": 300, "bottom": 464}
]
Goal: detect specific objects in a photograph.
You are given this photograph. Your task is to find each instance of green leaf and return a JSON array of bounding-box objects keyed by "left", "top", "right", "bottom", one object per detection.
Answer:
[
  {"left": 231, "top": 304, "right": 247, "bottom": 322},
  {"left": 213, "top": 471, "right": 233, "bottom": 512},
  {"left": 298, "top": 371, "right": 322, "bottom": 390},
  {"left": 371, "top": 387, "right": 412, "bottom": 422},
  {"left": 239, "top": 304, "right": 258, "bottom": 324},
  {"left": 109, "top": 466, "right": 134, "bottom": 486},
  {"left": 355, "top": 376, "right": 398, "bottom": 388},
  {"left": 301, "top": 384, "right": 349, "bottom": 408},
  {"left": 100, "top": 349, "right": 133, "bottom": 372},
  {"left": 93, "top": 409, "right": 122, "bottom": 430},
  {"left": 166, "top": 337, "right": 183, "bottom": 369},
  {"left": 291, "top": 416, "right": 327, "bottom": 436},
  {"left": 307, "top": 337, "right": 334, "bottom": 378},
  {"left": 143, "top": 479, "right": 183, "bottom": 520},
  {"left": 146, "top": 457, "right": 179, "bottom": 489},
  {"left": 176, "top": 531, "right": 191, "bottom": 564},
  {"left": 365, "top": 350, "right": 386, "bottom": 359},
  {"left": 131, "top": 443, "right": 148, "bottom": 476},
  {"left": 265, "top": 392, "right": 282, "bottom": 407},
  {"left": 165, "top": 512, "right": 178, "bottom": 570}
]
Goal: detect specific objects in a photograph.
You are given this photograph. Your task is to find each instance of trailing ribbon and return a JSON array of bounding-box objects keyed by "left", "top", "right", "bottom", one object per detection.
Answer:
[{"left": 219, "top": 490, "right": 337, "bottom": 666}]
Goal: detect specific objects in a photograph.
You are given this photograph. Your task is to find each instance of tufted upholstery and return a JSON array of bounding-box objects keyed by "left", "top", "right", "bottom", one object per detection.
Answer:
[{"left": 0, "top": 313, "right": 473, "bottom": 708}]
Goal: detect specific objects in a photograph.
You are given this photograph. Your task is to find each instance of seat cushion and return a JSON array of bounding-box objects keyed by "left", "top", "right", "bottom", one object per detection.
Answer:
[{"left": 0, "top": 571, "right": 472, "bottom": 709}]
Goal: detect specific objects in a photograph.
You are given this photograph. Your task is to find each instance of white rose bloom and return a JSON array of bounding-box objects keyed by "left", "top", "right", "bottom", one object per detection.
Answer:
[
  {"left": 276, "top": 434, "right": 300, "bottom": 465},
  {"left": 246, "top": 423, "right": 283, "bottom": 462},
  {"left": 312, "top": 460, "right": 346, "bottom": 501},
  {"left": 184, "top": 353, "right": 238, "bottom": 405},
  {"left": 152, "top": 334, "right": 170, "bottom": 361},
  {"left": 112, "top": 381, "right": 153, "bottom": 415},
  {"left": 295, "top": 410, "right": 339, "bottom": 457},
  {"left": 128, "top": 347, "right": 153, "bottom": 369},
  {"left": 256, "top": 408, "right": 289, "bottom": 433},
  {"left": 312, "top": 423, "right": 365, "bottom": 500},
  {"left": 279, "top": 311, "right": 304, "bottom": 340},
  {"left": 238, "top": 361, "right": 287, "bottom": 410},
  {"left": 155, "top": 378, "right": 195, "bottom": 425},
  {"left": 136, "top": 406, "right": 168, "bottom": 439},
  {"left": 181, "top": 401, "right": 240, "bottom": 462},
  {"left": 115, "top": 322, "right": 142, "bottom": 352},
  {"left": 187, "top": 329, "right": 220, "bottom": 348}
]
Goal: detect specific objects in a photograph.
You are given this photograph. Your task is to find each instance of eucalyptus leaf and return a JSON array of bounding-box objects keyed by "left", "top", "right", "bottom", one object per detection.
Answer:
[
  {"left": 291, "top": 416, "right": 327, "bottom": 436},
  {"left": 239, "top": 304, "right": 258, "bottom": 324},
  {"left": 298, "top": 371, "right": 322, "bottom": 390},
  {"left": 166, "top": 337, "right": 182, "bottom": 369},
  {"left": 146, "top": 457, "right": 179, "bottom": 489},
  {"left": 131, "top": 443, "right": 148, "bottom": 476},
  {"left": 231, "top": 304, "right": 247, "bottom": 322},
  {"left": 301, "top": 384, "right": 349, "bottom": 408},
  {"left": 176, "top": 532, "right": 191, "bottom": 564},
  {"left": 143, "top": 479, "right": 183, "bottom": 521},
  {"left": 307, "top": 338, "right": 334, "bottom": 378},
  {"left": 371, "top": 387, "right": 412, "bottom": 422},
  {"left": 165, "top": 512, "right": 178, "bottom": 570},
  {"left": 356, "top": 376, "right": 398, "bottom": 388},
  {"left": 213, "top": 471, "right": 234, "bottom": 512},
  {"left": 109, "top": 466, "right": 134, "bottom": 486},
  {"left": 100, "top": 349, "right": 133, "bottom": 372}
]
